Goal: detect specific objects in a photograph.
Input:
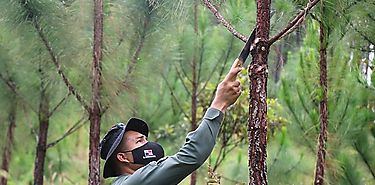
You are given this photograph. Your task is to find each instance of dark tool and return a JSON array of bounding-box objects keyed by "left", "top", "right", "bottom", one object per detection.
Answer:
[
  {"left": 236, "top": 27, "right": 256, "bottom": 66},
  {"left": 236, "top": 9, "right": 275, "bottom": 66}
]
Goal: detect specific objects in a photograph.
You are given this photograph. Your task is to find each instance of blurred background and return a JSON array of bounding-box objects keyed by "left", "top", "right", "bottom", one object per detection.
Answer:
[{"left": 0, "top": 0, "right": 374, "bottom": 184}]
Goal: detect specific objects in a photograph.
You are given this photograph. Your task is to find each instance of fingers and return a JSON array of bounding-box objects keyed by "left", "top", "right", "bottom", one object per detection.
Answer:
[
  {"left": 232, "top": 80, "right": 240, "bottom": 88},
  {"left": 211, "top": 59, "right": 243, "bottom": 111},
  {"left": 232, "top": 81, "right": 242, "bottom": 95},
  {"left": 225, "top": 59, "right": 243, "bottom": 81}
]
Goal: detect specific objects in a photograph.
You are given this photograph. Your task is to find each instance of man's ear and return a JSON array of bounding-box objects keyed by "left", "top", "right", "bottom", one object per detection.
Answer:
[{"left": 117, "top": 153, "right": 130, "bottom": 163}]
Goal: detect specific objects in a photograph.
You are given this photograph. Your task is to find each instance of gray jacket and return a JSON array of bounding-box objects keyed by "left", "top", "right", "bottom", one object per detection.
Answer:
[{"left": 111, "top": 108, "right": 224, "bottom": 185}]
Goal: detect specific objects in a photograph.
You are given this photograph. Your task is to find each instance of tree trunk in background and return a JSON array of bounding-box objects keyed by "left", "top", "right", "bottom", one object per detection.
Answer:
[
  {"left": 248, "top": 0, "right": 271, "bottom": 184},
  {"left": 313, "top": 20, "right": 328, "bottom": 185},
  {"left": 190, "top": 1, "right": 199, "bottom": 184},
  {"left": 273, "top": 43, "right": 285, "bottom": 83},
  {"left": 0, "top": 94, "right": 17, "bottom": 185},
  {"left": 273, "top": 32, "right": 301, "bottom": 83},
  {"left": 89, "top": 0, "right": 103, "bottom": 184},
  {"left": 295, "top": 25, "right": 303, "bottom": 48},
  {"left": 190, "top": 59, "right": 198, "bottom": 185},
  {"left": 34, "top": 81, "right": 50, "bottom": 185}
]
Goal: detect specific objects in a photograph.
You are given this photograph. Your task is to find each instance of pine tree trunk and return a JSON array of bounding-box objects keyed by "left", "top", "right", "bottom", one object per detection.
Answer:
[
  {"left": 190, "top": 58, "right": 198, "bottom": 185},
  {"left": 89, "top": 0, "right": 103, "bottom": 184},
  {"left": 34, "top": 86, "right": 50, "bottom": 185},
  {"left": 313, "top": 20, "right": 328, "bottom": 185},
  {"left": 248, "top": 0, "right": 271, "bottom": 184},
  {"left": 0, "top": 94, "right": 17, "bottom": 185},
  {"left": 190, "top": 1, "right": 199, "bottom": 184}
]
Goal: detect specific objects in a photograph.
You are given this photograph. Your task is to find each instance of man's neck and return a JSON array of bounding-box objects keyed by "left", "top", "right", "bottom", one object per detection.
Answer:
[
  {"left": 120, "top": 164, "right": 144, "bottom": 175},
  {"left": 120, "top": 166, "right": 135, "bottom": 175}
]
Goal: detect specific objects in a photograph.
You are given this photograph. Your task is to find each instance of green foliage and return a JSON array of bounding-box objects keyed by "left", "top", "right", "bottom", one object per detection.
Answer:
[
  {"left": 279, "top": 9, "right": 375, "bottom": 183},
  {"left": 267, "top": 98, "right": 289, "bottom": 137},
  {"left": 0, "top": 0, "right": 374, "bottom": 184}
]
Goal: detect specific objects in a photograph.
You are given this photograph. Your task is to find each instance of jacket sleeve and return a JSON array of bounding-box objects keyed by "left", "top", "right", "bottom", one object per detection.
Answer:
[{"left": 112, "top": 107, "right": 224, "bottom": 185}]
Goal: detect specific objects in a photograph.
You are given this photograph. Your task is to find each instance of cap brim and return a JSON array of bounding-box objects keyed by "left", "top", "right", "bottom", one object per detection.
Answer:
[{"left": 103, "top": 157, "right": 117, "bottom": 178}]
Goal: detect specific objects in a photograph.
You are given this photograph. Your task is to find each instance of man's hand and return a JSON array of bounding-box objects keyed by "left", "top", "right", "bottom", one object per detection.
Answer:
[{"left": 211, "top": 59, "right": 243, "bottom": 112}]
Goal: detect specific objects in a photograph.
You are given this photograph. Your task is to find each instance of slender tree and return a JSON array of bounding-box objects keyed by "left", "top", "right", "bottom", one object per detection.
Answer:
[
  {"left": 7, "top": 1, "right": 88, "bottom": 184},
  {"left": 33, "top": 66, "right": 50, "bottom": 185},
  {"left": 190, "top": 0, "right": 200, "bottom": 184},
  {"left": 17, "top": 1, "right": 103, "bottom": 184},
  {"left": 313, "top": 11, "right": 328, "bottom": 185},
  {"left": 0, "top": 76, "right": 17, "bottom": 185},
  {"left": 88, "top": 0, "right": 104, "bottom": 184}
]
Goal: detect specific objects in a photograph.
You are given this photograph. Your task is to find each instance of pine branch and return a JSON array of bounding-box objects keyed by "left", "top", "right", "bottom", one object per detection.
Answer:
[
  {"left": 284, "top": 154, "right": 303, "bottom": 175},
  {"left": 122, "top": 3, "right": 153, "bottom": 89},
  {"left": 338, "top": 98, "right": 350, "bottom": 128},
  {"left": 0, "top": 73, "right": 38, "bottom": 113},
  {"left": 207, "top": 37, "right": 234, "bottom": 102},
  {"left": 161, "top": 74, "right": 191, "bottom": 122},
  {"left": 344, "top": 16, "right": 375, "bottom": 46},
  {"left": 174, "top": 63, "right": 192, "bottom": 96},
  {"left": 48, "top": 92, "right": 71, "bottom": 118},
  {"left": 197, "top": 37, "right": 234, "bottom": 96},
  {"left": 214, "top": 138, "right": 244, "bottom": 172},
  {"left": 299, "top": 57, "right": 319, "bottom": 108},
  {"left": 0, "top": 73, "right": 16, "bottom": 92},
  {"left": 269, "top": 0, "right": 321, "bottom": 44},
  {"left": 20, "top": 103, "right": 38, "bottom": 141},
  {"left": 296, "top": 84, "right": 316, "bottom": 127},
  {"left": 46, "top": 117, "right": 87, "bottom": 148},
  {"left": 202, "top": 0, "right": 247, "bottom": 42},
  {"left": 178, "top": 55, "right": 193, "bottom": 84},
  {"left": 354, "top": 143, "right": 375, "bottom": 179},
  {"left": 197, "top": 58, "right": 220, "bottom": 96},
  {"left": 344, "top": 168, "right": 358, "bottom": 185},
  {"left": 282, "top": 82, "right": 316, "bottom": 153},
  {"left": 213, "top": 141, "right": 241, "bottom": 171},
  {"left": 197, "top": 37, "right": 205, "bottom": 84},
  {"left": 34, "top": 22, "right": 90, "bottom": 112},
  {"left": 269, "top": 140, "right": 285, "bottom": 170}
]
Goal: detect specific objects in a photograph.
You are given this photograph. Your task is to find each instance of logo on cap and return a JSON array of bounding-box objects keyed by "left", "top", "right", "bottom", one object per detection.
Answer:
[{"left": 143, "top": 149, "right": 156, "bottom": 159}]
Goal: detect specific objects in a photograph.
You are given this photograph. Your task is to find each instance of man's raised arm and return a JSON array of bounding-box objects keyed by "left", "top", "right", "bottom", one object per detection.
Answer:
[{"left": 114, "top": 60, "right": 243, "bottom": 185}]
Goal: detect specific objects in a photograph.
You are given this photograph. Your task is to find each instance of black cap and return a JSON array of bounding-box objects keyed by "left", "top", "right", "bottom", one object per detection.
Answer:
[{"left": 99, "top": 118, "right": 149, "bottom": 178}]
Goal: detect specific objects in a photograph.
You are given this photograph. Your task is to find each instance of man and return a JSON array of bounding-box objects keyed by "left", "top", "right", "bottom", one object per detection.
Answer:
[{"left": 100, "top": 59, "right": 243, "bottom": 185}]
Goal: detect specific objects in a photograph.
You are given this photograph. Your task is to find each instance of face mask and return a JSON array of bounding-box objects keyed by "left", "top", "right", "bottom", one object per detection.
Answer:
[{"left": 125, "top": 142, "right": 164, "bottom": 165}]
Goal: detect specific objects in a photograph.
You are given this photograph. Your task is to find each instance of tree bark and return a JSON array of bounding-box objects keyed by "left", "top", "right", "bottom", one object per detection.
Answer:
[
  {"left": 313, "top": 20, "right": 328, "bottom": 185},
  {"left": 0, "top": 94, "right": 17, "bottom": 185},
  {"left": 34, "top": 80, "right": 50, "bottom": 185},
  {"left": 248, "top": 0, "right": 271, "bottom": 184},
  {"left": 89, "top": 0, "right": 103, "bottom": 184}
]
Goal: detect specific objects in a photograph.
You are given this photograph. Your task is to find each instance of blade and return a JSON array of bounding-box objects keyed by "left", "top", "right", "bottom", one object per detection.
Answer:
[{"left": 237, "top": 27, "right": 256, "bottom": 65}]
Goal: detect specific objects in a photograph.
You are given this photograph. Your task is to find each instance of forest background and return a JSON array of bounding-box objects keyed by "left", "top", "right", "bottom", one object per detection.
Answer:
[{"left": 0, "top": 0, "right": 374, "bottom": 185}]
